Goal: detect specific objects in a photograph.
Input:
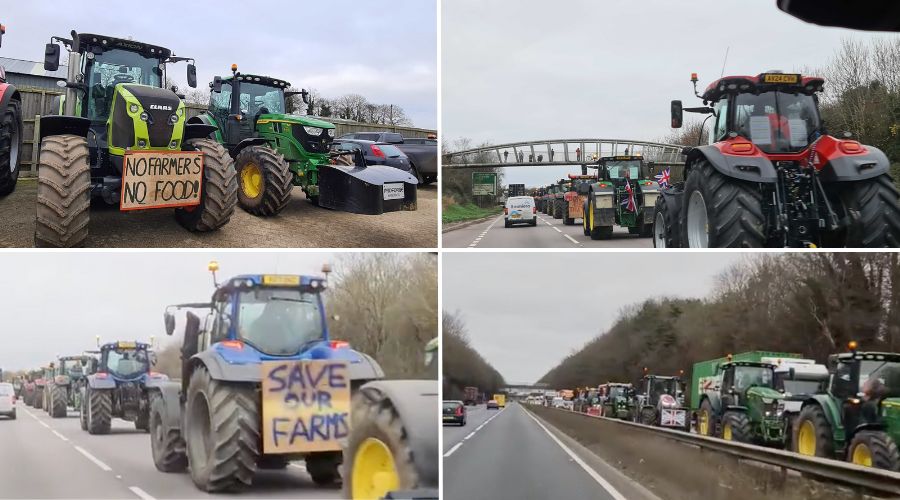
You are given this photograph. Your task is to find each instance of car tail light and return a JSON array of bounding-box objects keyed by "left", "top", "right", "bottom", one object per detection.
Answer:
[
  {"left": 532, "top": 207, "right": 537, "bottom": 214},
  {"left": 504, "top": 208, "right": 508, "bottom": 215},
  {"left": 329, "top": 340, "right": 349, "bottom": 349},
  {"left": 456, "top": 406, "right": 464, "bottom": 416},
  {"left": 371, "top": 145, "right": 386, "bottom": 158}
]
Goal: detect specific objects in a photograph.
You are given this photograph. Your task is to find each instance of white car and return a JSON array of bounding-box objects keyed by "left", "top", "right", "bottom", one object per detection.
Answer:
[
  {"left": 0, "top": 383, "right": 16, "bottom": 420},
  {"left": 504, "top": 196, "right": 537, "bottom": 227}
]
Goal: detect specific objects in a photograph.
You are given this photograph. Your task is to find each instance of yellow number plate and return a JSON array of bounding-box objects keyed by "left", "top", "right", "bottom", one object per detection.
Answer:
[
  {"left": 762, "top": 73, "right": 799, "bottom": 84},
  {"left": 262, "top": 275, "right": 301, "bottom": 286},
  {"left": 117, "top": 341, "right": 136, "bottom": 349}
]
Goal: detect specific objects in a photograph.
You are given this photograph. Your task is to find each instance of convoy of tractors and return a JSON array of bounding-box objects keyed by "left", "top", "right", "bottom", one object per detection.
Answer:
[
  {"left": 8, "top": 262, "right": 439, "bottom": 499},
  {"left": 537, "top": 343, "right": 900, "bottom": 472}
]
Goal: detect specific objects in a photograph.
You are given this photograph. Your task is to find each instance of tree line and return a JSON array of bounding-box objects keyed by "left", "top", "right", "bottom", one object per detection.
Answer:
[
  {"left": 539, "top": 253, "right": 900, "bottom": 398},
  {"left": 442, "top": 311, "right": 506, "bottom": 400}
]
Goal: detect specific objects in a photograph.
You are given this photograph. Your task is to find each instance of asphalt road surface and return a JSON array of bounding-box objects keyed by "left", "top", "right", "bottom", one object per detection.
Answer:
[
  {"left": 0, "top": 180, "right": 437, "bottom": 248},
  {"left": 0, "top": 405, "right": 341, "bottom": 499},
  {"left": 442, "top": 213, "right": 653, "bottom": 248},
  {"left": 442, "top": 403, "right": 655, "bottom": 500}
]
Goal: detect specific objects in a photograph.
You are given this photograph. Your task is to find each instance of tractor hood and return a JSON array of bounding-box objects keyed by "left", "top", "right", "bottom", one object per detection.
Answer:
[
  {"left": 259, "top": 113, "right": 335, "bottom": 130},
  {"left": 746, "top": 386, "right": 783, "bottom": 402}
]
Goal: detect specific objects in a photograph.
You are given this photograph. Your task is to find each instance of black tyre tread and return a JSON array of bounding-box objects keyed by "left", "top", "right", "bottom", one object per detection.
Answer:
[
  {"left": 849, "top": 430, "right": 900, "bottom": 471},
  {"left": 792, "top": 404, "right": 834, "bottom": 457},
  {"left": 175, "top": 138, "right": 237, "bottom": 232},
  {"left": 342, "top": 386, "right": 421, "bottom": 498},
  {"left": 699, "top": 400, "right": 715, "bottom": 437},
  {"left": 79, "top": 389, "right": 88, "bottom": 430},
  {"left": 235, "top": 145, "right": 292, "bottom": 216},
  {"left": 723, "top": 411, "right": 752, "bottom": 443},
  {"left": 34, "top": 135, "right": 90, "bottom": 247},
  {"left": 840, "top": 174, "right": 900, "bottom": 247},
  {"left": 33, "top": 388, "right": 43, "bottom": 409},
  {"left": 306, "top": 452, "right": 341, "bottom": 485},
  {"left": 0, "top": 98, "right": 23, "bottom": 196},
  {"left": 653, "top": 192, "right": 679, "bottom": 248},
  {"left": 186, "top": 366, "right": 259, "bottom": 492},
  {"left": 640, "top": 407, "right": 656, "bottom": 426},
  {"left": 682, "top": 160, "right": 765, "bottom": 248},
  {"left": 134, "top": 408, "right": 150, "bottom": 431},
  {"left": 88, "top": 389, "right": 111, "bottom": 434},
  {"left": 149, "top": 391, "right": 187, "bottom": 472},
  {"left": 583, "top": 200, "right": 591, "bottom": 236},
  {"left": 50, "top": 384, "right": 67, "bottom": 418}
]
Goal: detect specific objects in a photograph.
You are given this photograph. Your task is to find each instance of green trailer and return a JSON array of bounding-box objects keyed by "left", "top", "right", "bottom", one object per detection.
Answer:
[{"left": 692, "top": 351, "right": 800, "bottom": 445}]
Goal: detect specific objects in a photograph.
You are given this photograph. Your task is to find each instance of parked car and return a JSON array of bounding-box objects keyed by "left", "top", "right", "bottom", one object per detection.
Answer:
[
  {"left": 505, "top": 196, "right": 537, "bottom": 227},
  {"left": 338, "top": 132, "right": 437, "bottom": 185},
  {"left": 0, "top": 383, "right": 16, "bottom": 419},
  {"left": 486, "top": 399, "right": 500, "bottom": 410},
  {"left": 443, "top": 400, "right": 466, "bottom": 426},
  {"left": 331, "top": 139, "right": 414, "bottom": 176}
]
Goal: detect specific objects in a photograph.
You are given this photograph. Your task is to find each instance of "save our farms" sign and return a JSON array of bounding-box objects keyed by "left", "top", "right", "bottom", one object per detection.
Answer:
[
  {"left": 261, "top": 359, "right": 351, "bottom": 454},
  {"left": 120, "top": 151, "right": 204, "bottom": 211}
]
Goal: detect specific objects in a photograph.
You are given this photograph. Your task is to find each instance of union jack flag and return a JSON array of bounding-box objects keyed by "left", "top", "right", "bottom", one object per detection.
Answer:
[
  {"left": 654, "top": 167, "right": 671, "bottom": 189},
  {"left": 621, "top": 181, "right": 636, "bottom": 212}
]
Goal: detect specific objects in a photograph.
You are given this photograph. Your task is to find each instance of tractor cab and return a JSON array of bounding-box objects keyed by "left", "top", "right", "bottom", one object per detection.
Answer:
[
  {"left": 828, "top": 348, "right": 900, "bottom": 428},
  {"left": 97, "top": 341, "right": 154, "bottom": 380},
  {"left": 596, "top": 155, "right": 646, "bottom": 184},
  {"left": 718, "top": 361, "right": 778, "bottom": 400},
  {"left": 639, "top": 374, "right": 685, "bottom": 408}
]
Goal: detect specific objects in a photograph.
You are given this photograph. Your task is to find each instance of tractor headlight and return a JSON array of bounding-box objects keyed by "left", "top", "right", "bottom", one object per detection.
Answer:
[
  {"left": 169, "top": 113, "right": 178, "bottom": 125},
  {"left": 138, "top": 139, "right": 147, "bottom": 148},
  {"left": 169, "top": 140, "right": 178, "bottom": 149},
  {"left": 776, "top": 402, "right": 785, "bottom": 416},
  {"left": 303, "top": 126, "right": 323, "bottom": 136},
  {"left": 129, "top": 104, "right": 139, "bottom": 114},
  {"left": 140, "top": 112, "right": 149, "bottom": 122},
  {"left": 327, "top": 128, "right": 335, "bottom": 138}
]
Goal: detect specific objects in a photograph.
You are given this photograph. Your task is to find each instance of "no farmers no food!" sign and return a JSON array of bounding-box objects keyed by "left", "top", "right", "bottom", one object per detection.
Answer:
[{"left": 120, "top": 151, "right": 204, "bottom": 211}]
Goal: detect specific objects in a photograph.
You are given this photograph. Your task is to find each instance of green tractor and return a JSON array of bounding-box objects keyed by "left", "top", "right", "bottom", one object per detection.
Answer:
[
  {"left": 46, "top": 355, "right": 97, "bottom": 418},
  {"left": 599, "top": 383, "right": 635, "bottom": 420},
  {"left": 549, "top": 180, "right": 569, "bottom": 220},
  {"left": 694, "top": 357, "right": 786, "bottom": 446},
  {"left": 189, "top": 65, "right": 417, "bottom": 216},
  {"left": 583, "top": 155, "right": 659, "bottom": 239},
  {"left": 792, "top": 343, "right": 900, "bottom": 471},
  {"left": 38, "top": 31, "right": 237, "bottom": 247}
]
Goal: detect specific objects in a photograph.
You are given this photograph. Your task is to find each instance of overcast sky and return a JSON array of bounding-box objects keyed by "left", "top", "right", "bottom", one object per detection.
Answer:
[
  {"left": 443, "top": 252, "right": 749, "bottom": 384},
  {"left": 442, "top": 0, "right": 900, "bottom": 186},
  {"left": 3, "top": 0, "right": 436, "bottom": 128},
  {"left": 0, "top": 252, "right": 346, "bottom": 371}
]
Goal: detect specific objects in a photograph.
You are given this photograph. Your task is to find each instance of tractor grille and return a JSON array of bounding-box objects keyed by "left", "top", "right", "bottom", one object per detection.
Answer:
[
  {"left": 120, "top": 84, "right": 180, "bottom": 148},
  {"left": 291, "top": 125, "right": 332, "bottom": 154}
]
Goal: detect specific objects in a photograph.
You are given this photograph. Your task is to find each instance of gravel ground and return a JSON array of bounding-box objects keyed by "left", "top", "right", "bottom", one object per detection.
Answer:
[{"left": 0, "top": 179, "right": 437, "bottom": 248}]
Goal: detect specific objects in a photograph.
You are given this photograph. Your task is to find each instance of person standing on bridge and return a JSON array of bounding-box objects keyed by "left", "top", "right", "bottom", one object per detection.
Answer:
[
  {"left": 576, "top": 147, "right": 581, "bottom": 161},
  {"left": 518, "top": 151, "right": 524, "bottom": 162},
  {"left": 504, "top": 151, "right": 509, "bottom": 162},
  {"left": 549, "top": 149, "right": 555, "bottom": 161}
]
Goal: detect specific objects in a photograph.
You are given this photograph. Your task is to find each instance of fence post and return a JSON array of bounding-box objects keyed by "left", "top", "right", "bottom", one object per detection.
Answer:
[{"left": 31, "top": 114, "right": 41, "bottom": 176}]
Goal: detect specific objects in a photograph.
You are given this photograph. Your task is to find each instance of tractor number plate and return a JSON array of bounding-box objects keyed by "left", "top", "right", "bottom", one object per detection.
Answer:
[
  {"left": 261, "top": 360, "right": 350, "bottom": 454},
  {"left": 262, "top": 275, "right": 301, "bottom": 286},
  {"left": 120, "top": 151, "right": 204, "bottom": 211},
  {"left": 383, "top": 183, "right": 404, "bottom": 201},
  {"left": 762, "top": 73, "right": 800, "bottom": 84}
]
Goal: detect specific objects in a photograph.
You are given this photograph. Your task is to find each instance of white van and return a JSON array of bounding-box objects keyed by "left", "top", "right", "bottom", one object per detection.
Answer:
[
  {"left": 504, "top": 196, "right": 537, "bottom": 227},
  {"left": 0, "top": 383, "right": 16, "bottom": 419}
]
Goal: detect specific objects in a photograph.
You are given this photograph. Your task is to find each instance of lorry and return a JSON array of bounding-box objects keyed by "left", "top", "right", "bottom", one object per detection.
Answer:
[
  {"left": 0, "top": 23, "right": 23, "bottom": 197},
  {"left": 492, "top": 393, "right": 506, "bottom": 408},
  {"left": 338, "top": 131, "right": 437, "bottom": 185},
  {"left": 583, "top": 155, "right": 659, "bottom": 239},
  {"left": 692, "top": 351, "right": 798, "bottom": 445},
  {"left": 463, "top": 386, "right": 478, "bottom": 406},
  {"left": 507, "top": 183, "right": 526, "bottom": 197},
  {"left": 634, "top": 372, "right": 690, "bottom": 431},
  {"left": 791, "top": 342, "right": 900, "bottom": 470}
]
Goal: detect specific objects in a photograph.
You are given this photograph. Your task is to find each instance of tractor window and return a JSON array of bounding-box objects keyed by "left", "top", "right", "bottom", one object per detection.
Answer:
[
  {"left": 859, "top": 360, "right": 900, "bottom": 396},
  {"left": 650, "top": 378, "right": 678, "bottom": 397},
  {"left": 605, "top": 160, "right": 641, "bottom": 180},
  {"left": 733, "top": 366, "right": 774, "bottom": 391},
  {"left": 210, "top": 81, "right": 232, "bottom": 116},
  {"left": 105, "top": 348, "right": 150, "bottom": 378},
  {"left": 84, "top": 49, "right": 164, "bottom": 122},
  {"left": 733, "top": 91, "right": 821, "bottom": 153},
  {"left": 237, "top": 288, "right": 324, "bottom": 356},
  {"left": 238, "top": 82, "right": 285, "bottom": 117},
  {"left": 714, "top": 97, "right": 729, "bottom": 141}
]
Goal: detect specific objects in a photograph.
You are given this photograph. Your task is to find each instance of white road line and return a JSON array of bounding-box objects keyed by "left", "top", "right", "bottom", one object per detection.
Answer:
[
  {"left": 38, "top": 420, "right": 50, "bottom": 429},
  {"left": 74, "top": 446, "right": 112, "bottom": 472},
  {"left": 522, "top": 409, "right": 626, "bottom": 500},
  {"left": 128, "top": 486, "right": 156, "bottom": 500},
  {"left": 468, "top": 216, "right": 503, "bottom": 248},
  {"left": 553, "top": 227, "right": 562, "bottom": 232},
  {"left": 290, "top": 463, "right": 307, "bottom": 470},
  {"left": 463, "top": 431, "right": 475, "bottom": 440},
  {"left": 443, "top": 442, "right": 463, "bottom": 457},
  {"left": 51, "top": 430, "right": 69, "bottom": 442},
  {"left": 444, "top": 406, "right": 507, "bottom": 457},
  {"left": 564, "top": 234, "right": 580, "bottom": 245}
]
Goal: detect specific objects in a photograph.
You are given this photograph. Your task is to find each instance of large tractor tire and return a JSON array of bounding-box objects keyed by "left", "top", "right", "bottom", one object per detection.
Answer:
[
  {"left": 50, "top": 384, "right": 68, "bottom": 418},
  {"left": 79, "top": 389, "right": 88, "bottom": 430},
  {"left": 681, "top": 159, "right": 765, "bottom": 248},
  {"left": 34, "top": 135, "right": 91, "bottom": 247},
  {"left": 134, "top": 409, "right": 150, "bottom": 432},
  {"left": 33, "top": 388, "right": 43, "bottom": 410},
  {"left": 185, "top": 366, "right": 259, "bottom": 492},
  {"left": 175, "top": 138, "right": 237, "bottom": 233},
  {"left": 306, "top": 452, "right": 342, "bottom": 485},
  {"left": 0, "top": 98, "right": 23, "bottom": 196},
  {"left": 697, "top": 400, "right": 715, "bottom": 437},
  {"left": 847, "top": 430, "right": 900, "bottom": 471},
  {"left": 793, "top": 404, "right": 834, "bottom": 458},
  {"left": 639, "top": 407, "right": 656, "bottom": 426},
  {"left": 149, "top": 391, "right": 187, "bottom": 472},
  {"left": 343, "top": 386, "right": 424, "bottom": 499},
  {"left": 720, "top": 411, "right": 752, "bottom": 443},
  {"left": 553, "top": 200, "right": 564, "bottom": 219},
  {"left": 653, "top": 192, "right": 680, "bottom": 248},
  {"left": 585, "top": 198, "right": 613, "bottom": 240},
  {"left": 582, "top": 200, "right": 591, "bottom": 236},
  {"left": 562, "top": 206, "right": 574, "bottom": 225},
  {"left": 87, "top": 388, "right": 112, "bottom": 434},
  {"left": 235, "top": 145, "right": 292, "bottom": 217},
  {"left": 834, "top": 174, "right": 900, "bottom": 247}
]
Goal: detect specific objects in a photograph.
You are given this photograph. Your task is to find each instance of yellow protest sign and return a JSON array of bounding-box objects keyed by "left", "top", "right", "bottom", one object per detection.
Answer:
[{"left": 261, "top": 359, "right": 350, "bottom": 454}]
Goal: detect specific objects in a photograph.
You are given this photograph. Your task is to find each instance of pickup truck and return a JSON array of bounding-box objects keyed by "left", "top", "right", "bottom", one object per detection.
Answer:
[{"left": 338, "top": 132, "right": 437, "bottom": 185}]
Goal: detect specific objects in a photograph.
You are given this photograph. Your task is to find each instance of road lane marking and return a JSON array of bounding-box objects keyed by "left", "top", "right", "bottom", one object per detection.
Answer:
[
  {"left": 444, "top": 406, "right": 507, "bottom": 457},
  {"left": 51, "top": 430, "right": 69, "bottom": 442},
  {"left": 564, "top": 234, "right": 580, "bottom": 245},
  {"left": 290, "top": 463, "right": 307, "bottom": 470},
  {"left": 443, "top": 442, "right": 463, "bottom": 457},
  {"left": 74, "top": 445, "right": 113, "bottom": 472},
  {"left": 129, "top": 486, "right": 156, "bottom": 500},
  {"left": 38, "top": 420, "right": 51, "bottom": 429},
  {"left": 468, "top": 216, "right": 503, "bottom": 248},
  {"left": 463, "top": 431, "right": 475, "bottom": 440},
  {"left": 523, "top": 408, "right": 627, "bottom": 500}
]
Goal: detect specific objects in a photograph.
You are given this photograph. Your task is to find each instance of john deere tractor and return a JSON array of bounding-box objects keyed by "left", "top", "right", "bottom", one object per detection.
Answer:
[
  {"left": 0, "top": 23, "right": 23, "bottom": 197},
  {"left": 38, "top": 31, "right": 237, "bottom": 247},
  {"left": 655, "top": 71, "right": 900, "bottom": 248},
  {"left": 148, "top": 261, "right": 435, "bottom": 496},
  {"left": 599, "top": 383, "right": 635, "bottom": 420},
  {"left": 583, "top": 155, "right": 659, "bottom": 239},
  {"left": 189, "top": 66, "right": 417, "bottom": 216},
  {"left": 792, "top": 342, "right": 900, "bottom": 471},
  {"left": 80, "top": 339, "right": 167, "bottom": 434},
  {"left": 46, "top": 354, "right": 96, "bottom": 418}
]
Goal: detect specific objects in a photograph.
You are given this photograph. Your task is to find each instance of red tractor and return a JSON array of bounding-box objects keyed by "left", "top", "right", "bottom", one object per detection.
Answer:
[
  {"left": 654, "top": 71, "right": 900, "bottom": 248},
  {"left": 0, "top": 24, "right": 23, "bottom": 197}
]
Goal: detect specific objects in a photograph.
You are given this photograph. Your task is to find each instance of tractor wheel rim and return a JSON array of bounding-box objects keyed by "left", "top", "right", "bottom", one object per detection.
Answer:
[
  {"left": 352, "top": 437, "right": 398, "bottom": 499},
  {"left": 653, "top": 211, "right": 666, "bottom": 248},
  {"left": 9, "top": 119, "right": 19, "bottom": 172},
  {"left": 723, "top": 423, "right": 732, "bottom": 440},
  {"left": 240, "top": 163, "right": 263, "bottom": 199},
  {"left": 798, "top": 421, "right": 816, "bottom": 456},
  {"left": 686, "top": 191, "right": 709, "bottom": 248},
  {"left": 699, "top": 411, "right": 708, "bottom": 435},
  {"left": 589, "top": 200, "right": 594, "bottom": 230},
  {"left": 851, "top": 443, "right": 873, "bottom": 467}
]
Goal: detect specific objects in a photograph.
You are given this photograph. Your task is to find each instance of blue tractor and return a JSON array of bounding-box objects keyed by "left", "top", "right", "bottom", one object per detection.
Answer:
[
  {"left": 148, "top": 261, "right": 440, "bottom": 496},
  {"left": 80, "top": 339, "right": 168, "bottom": 434}
]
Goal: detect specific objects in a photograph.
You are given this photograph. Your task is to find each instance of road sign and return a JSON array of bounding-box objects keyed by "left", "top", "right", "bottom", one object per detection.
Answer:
[{"left": 472, "top": 172, "right": 497, "bottom": 196}]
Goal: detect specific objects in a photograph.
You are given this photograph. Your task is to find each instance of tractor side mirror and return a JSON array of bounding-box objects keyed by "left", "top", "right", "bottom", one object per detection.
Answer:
[
  {"left": 164, "top": 312, "right": 176, "bottom": 336},
  {"left": 44, "top": 43, "right": 61, "bottom": 72},
  {"left": 150, "top": 352, "right": 158, "bottom": 367},
  {"left": 211, "top": 76, "right": 222, "bottom": 93},
  {"left": 302, "top": 88, "right": 310, "bottom": 105},
  {"left": 0, "top": 25, "right": 4, "bottom": 48},
  {"left": 671, "top": 100, "right": 683, "bottom": 128},
  {"left": 187, "top": 64, "right": 197, "bottom": 88},
  {"left": 789, "top": 367, "right": 796, "bottom": 380}
]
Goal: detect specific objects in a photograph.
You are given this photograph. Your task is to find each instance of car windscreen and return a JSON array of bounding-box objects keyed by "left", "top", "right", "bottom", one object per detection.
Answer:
[{"left": 443, "top": 401, "right": 461, "bottom": 410}]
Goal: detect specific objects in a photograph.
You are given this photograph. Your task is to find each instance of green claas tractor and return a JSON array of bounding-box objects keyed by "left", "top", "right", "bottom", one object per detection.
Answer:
[
  {"left": 46, "top": 355, "right": 97, "bottom": 418},
  {"left": 599, "top": 383, "right": 634, "bottom": 420},
  {"left": 693, "top": 355, "right": 786, "bottom": 446},
  {"left": 38, "top": 31, "right": 237, "bottom": 247},
  {"left": 792, "top": 342, "right": 900, "bottom": 471},
  {"left": 583, "top": 155, "right": 659, "bottom": 239},
  {"left": 634, "top": 372, "right": 690, "bottom": 431},
  {"left": 189, "top": 65, "right": 417, "bottom": 216}
]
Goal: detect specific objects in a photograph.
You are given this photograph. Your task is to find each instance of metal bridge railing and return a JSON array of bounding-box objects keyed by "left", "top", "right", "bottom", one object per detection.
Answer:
[{"left": 443, "top": 138, "right": 685, "bottom": 168}]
